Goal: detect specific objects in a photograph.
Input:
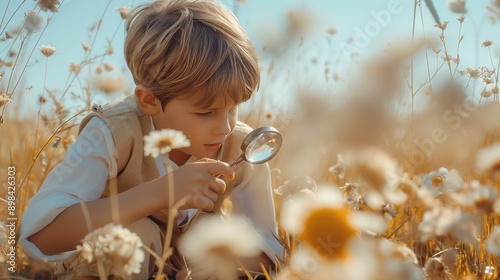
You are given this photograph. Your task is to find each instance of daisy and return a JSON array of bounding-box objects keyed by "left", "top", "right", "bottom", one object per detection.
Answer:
[
  {"left": 143, "top": 128, "right": 190, "bottom": 158},
  {"left": 23, "top": 10, "right": 44, "bottom": 35},
  {"left": 351, "top": 148, "right": 407, "bottom": 205},
  {"left": 274, "top": 175, "right": 317, "bottom": 200},
  {"left": 421, "top": 167, "right": 464, "bottom": 197},
  {"left": 469, "top": 185, "right": 497, "bottom": 213},
  {"left": 39, "top": 45, "right": 56, "bottom": 57},
  {"left": 418, "top": 206, "right": 476, "bottom": 243},
  {"left": 400, "top": 176, "right": 439, "bottom": 210},
  {"left": 76, "top": 223, "right": 145, "bottom": 277},
  {"left": 281, "top": 184, "right": 387, "bottom": 260},
  {"left": 179, "top": 215, "right": 262, "bottom": 265},
  {"left": 448, "top": 181, "right": 497, "bottom": 211},
  {"left": 476, "top": 142, "right": 500, "bottom": 179}
]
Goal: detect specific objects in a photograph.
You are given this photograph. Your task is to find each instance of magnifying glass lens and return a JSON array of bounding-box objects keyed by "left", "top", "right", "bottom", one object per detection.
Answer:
[{"left": 246, "top": 133, "right": 280, "bottom": 163}]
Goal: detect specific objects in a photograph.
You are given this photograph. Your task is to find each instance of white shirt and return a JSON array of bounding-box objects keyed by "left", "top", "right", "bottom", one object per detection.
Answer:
[{"left": 20, "top": 117, "right": 282, "bottom": 262}]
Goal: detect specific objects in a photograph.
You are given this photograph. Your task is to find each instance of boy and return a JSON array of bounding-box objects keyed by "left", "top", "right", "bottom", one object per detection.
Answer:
[{"left": 20, "top": 0, "right": 281, "bottom": 279}]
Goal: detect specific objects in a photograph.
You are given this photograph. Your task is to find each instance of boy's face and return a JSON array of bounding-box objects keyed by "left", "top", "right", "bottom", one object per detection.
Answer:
[{"left": 152, "top": 87, "right": 238, "bottom": 164}]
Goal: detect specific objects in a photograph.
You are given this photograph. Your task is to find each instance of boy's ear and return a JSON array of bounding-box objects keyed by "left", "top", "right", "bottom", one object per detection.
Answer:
[{"left": 135, "top": 85, "right": 161, "bottom": 115}]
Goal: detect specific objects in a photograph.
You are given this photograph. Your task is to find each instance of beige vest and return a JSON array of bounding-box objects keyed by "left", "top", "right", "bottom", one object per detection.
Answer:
[{"left": 79, "top": 95, "right": 252, "bottom": 269}]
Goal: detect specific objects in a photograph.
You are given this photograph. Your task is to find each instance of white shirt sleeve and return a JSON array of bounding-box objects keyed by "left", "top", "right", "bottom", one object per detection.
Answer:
[
  {"left": 230, "top": 163, "right": 283, "bottom": 263},
  {"left": 20, "top": 117, "right": 118, "bottom": 262}
]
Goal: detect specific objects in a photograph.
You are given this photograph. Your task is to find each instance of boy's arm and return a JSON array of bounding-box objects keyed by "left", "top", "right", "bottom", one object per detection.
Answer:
[
  {"left": 20, "top": 117, "right": 118, "bottom": 260},
  {"left": 27, "top": 178, "right": 167, "bottom": 255}
]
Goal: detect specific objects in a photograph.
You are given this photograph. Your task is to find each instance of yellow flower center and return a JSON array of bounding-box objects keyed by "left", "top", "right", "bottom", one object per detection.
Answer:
[
  {"left": 158, "top": 138, "right": 173, "bottom": 149},
  {"left": 474, "top": 197, "right": 493, "bottom": 213},
  {"left": 300, "top": 207, "right": 356, "bottom": 260},
  {"left": 431, "top": 176, "right": 444, "bottom": 187}
]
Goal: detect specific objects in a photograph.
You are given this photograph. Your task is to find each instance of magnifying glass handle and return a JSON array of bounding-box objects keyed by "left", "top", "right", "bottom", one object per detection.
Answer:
[{"left": 228, "top": 153, "right": 245, "bottom": 167}]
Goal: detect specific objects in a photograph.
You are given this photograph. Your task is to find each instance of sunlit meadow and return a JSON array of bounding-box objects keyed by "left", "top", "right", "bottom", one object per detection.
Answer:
[{"left": 1, "top": 0, "right": 500, "bottom": 279}]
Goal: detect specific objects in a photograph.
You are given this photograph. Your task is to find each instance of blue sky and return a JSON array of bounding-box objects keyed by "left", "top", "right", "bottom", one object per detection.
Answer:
[{"left": 0, "top": 0, "right": 498, "bottom": 117}]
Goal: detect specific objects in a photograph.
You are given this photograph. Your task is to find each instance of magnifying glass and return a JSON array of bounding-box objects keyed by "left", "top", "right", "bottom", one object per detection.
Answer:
[
  {"left": 201, "top": 126, "right": 282, "bottom": 215},
  {"left": 228, "top": 126, "right": 282, "bottom": 166}
]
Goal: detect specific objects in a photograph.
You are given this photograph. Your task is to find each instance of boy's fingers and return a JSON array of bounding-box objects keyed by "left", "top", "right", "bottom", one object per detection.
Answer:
[
  {"left": 203, "top": 184, "right": 219, "bottom": 201},
  {"left": 207, "top": 178, "right": 226, "bottom": 195},
  {"left": 192, "top": 194, "right": 214, "bottom": 211},
  {"left": 206, "top": 161, "right": 235, "bottom": 181}
]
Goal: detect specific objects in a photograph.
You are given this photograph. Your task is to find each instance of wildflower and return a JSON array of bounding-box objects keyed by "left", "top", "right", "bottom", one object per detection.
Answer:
[
  {"left": 179, "top": 215, "right": 262, "bottom": 265},
  {"left": 93, "top": 75, "right": 125, "bottom": 94},
  {"left": 465, "top": 67, "right": 480, "bottom": 78},
  {"left": 421, "top": 167, "right": 463, "bottom": 196},
  {"left": 116, "top": 6, "right": 131, "bottom": 19},
  {"left": 424, "top": 257, "right": 447, "bottom": 280},
  {"left": 484, "top": 77, "right": 494, "bottom": 85},
  {"left": 382, "top": 204, "right": 397, "bottom": 221},
  {"left": 37, "top": 0, "right": 60, "bottom": 12},
  {"left": 457, "top": 16, "right": 465, "bottom": 23},
  {"left": 472, "top": 186, "right": 498, "bottom": 212},
  {"left": 351, "top": 148, "right": 407, "bottom": 205},
  {"left": 103, "top": 62, "right": 115, "bottom": 72},
  {"left": 326, "top": 27, "right": 338, "bottom": 36},
  {"left": 39, "top": 45, "right": 56, "bottom": 57},
  {"left": 281, "top": 185, "right": 387, "bottom": 260},
  {"left": 419, "top": 206, "right": 476, "bottom": 243},
  {"left": 482, "top": 90, "right": 493, "bottom": 98},
  {"left": 486, "top": 226, "right": 500, "bottom": 256},
  {"left": 442, "top": 54, "right": 454, "bottom": 62},
  {"left": 447, "top": 0, "right": 466, "bottom": 14},
  {"left": 336, "top": 238, "right": 423, "bottom": 280},
  {"left": 107, "top": 45, "right": 114, "bottom": 54},
  {"left": 23, "top": 10, "right": 44, "bottom": 35},
  {"left": 482, "top": 40, "right": 493, "bottom": 47},
  {"left": 70, "top": 62, "right": 81, "bottom": 74},
  {"left": 476, "top": 142, "right": 500, "bottom": 177},
  {"left": 81, "top": 42, "right": 91, "bottom": 51},
  {"left": 340, "top": 183, "right": 364, "bottom": 210},
  {"left": 449, "top": 181, "right": 499, "bottom": 212},
  {"left": 96, "top": 66, "right": 103, "bottom": 74},
  {"left": 0, "top": 94, "right": 12, "bottom": 108},
  {"left": 435, "top": 21, "right": 448, "bottom": 30},
  {"left": 76, "top": 223, "right": 145, "bottom": 277},
  {"left": 143, "top": 128, "right": 190, "bottom": 158},
  {"left": 274, "top": 175, "right": 317, "bottom": 199}
]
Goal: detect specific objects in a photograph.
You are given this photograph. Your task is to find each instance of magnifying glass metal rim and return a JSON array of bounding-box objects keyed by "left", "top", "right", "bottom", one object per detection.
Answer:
[{"left": 229, "top": 126, "right": 282, "bottom": 166}]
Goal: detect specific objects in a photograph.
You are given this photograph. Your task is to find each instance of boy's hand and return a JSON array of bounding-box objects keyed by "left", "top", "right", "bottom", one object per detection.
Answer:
[{"left": 166, "top": 158, "right": 234, "bottom": 212}]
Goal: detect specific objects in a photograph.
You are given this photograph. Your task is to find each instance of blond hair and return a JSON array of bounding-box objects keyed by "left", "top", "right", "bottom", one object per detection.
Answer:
[{"left": 125, "top": 0, "right": 260, "bottom": 108}]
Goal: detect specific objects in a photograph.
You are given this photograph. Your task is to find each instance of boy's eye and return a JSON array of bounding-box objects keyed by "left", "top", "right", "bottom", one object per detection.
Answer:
[{"left": 196, "top": 112, "right": 212, "bottom": 116}]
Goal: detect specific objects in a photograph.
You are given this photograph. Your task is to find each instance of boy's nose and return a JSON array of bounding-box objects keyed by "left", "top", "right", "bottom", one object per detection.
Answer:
[{"left": 213, "top": 115, "right": 231, "bottom": 136}]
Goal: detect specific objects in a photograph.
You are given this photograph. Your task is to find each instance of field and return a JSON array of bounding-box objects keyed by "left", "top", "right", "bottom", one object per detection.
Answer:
[{"left": 1, "top": 0, "right": 500, "bottom": 279}]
